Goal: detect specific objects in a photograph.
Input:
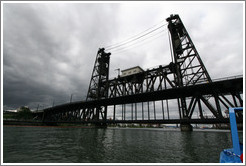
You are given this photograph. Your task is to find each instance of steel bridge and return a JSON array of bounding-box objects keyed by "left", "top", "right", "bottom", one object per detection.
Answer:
[{"left": 35, "top": 14, "right": 243, "bottom": 130}]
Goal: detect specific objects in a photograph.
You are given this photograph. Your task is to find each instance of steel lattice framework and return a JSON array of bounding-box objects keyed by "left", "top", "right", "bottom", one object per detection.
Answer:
[
  {"left": 167, "top": 15, "right": 217, "bottom": 127},
  {"left": 85, "top": 48, "right": 111, "bottom": 124},
  {"left": 38, "top": 15, "right": 243, "bottom": 128}
]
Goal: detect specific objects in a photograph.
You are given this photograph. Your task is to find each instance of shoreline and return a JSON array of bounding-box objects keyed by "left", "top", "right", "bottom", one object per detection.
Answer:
[
  {"left": 3, "top": 120, "right": 241, "bottom": 132},
  {"left": 3, "top": 124, "right": 237, "bottom": 133}
]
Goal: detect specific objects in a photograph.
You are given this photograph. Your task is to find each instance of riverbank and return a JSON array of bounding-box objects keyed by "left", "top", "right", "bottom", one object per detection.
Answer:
[{"left": 3, "top": 120, "right": 44, "bottom": 126}]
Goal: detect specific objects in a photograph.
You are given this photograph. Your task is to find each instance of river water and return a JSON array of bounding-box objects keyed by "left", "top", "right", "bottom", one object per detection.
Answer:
[{"left": 3, "top": 125, "right": 243, "bottom": 163}]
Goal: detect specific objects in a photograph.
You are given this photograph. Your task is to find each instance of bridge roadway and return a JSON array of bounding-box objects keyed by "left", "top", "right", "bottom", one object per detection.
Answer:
[{"left": 38, "top": 76, "right": 243, "bottom": 124}]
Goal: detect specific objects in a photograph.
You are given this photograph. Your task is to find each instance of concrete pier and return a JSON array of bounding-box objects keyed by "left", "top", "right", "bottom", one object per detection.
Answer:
[{"left": 180, "top": 123, "right": 193, "bottom": 131}]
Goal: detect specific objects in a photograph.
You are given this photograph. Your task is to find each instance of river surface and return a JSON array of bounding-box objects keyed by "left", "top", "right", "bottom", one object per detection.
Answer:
[{"left": 3, "top": 125, "right": 243, "bottom": 163}]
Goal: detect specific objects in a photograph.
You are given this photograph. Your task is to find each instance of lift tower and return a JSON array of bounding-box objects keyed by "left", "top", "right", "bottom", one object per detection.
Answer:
[
  {"left": 85, "top": 48, "right": 111, "bottom": 125},
  {"left": 166, "top": 14, "right": 223, "bottom": 130}
]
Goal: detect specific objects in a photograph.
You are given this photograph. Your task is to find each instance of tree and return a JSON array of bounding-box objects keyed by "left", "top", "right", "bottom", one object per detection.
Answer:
[{"left": 16, "top": 106, "right": 33, "bottom": 120}]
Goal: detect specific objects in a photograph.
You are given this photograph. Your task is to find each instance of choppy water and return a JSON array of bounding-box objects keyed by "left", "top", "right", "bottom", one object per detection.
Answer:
[{"left": 3, "top": 126, "right": 242, "bottom": 163}]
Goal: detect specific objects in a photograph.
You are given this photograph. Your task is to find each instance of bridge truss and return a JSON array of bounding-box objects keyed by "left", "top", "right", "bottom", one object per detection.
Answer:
[{"left": 38, "top": 15, "right": 243, "bottom": 128}]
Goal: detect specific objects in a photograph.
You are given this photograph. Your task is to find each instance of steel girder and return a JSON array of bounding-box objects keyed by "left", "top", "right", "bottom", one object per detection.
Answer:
[{"left": 40, "top": 77, "right": 243, "bottom": 123}]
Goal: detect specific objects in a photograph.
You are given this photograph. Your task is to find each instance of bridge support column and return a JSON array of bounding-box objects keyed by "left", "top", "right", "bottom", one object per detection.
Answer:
[{"left": 180, "top": 123, "right": 193, "bottom": 131}]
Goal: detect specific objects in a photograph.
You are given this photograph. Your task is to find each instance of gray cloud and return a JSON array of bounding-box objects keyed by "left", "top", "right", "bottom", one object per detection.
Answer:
[
  {"left": 3, "top": 3, "right": 120, "bottom": 110},
  {"left": 3, "top": 2, "right": 243, "bottom": 111}
]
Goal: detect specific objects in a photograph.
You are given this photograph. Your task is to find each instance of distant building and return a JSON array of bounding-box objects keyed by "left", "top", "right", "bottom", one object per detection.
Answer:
[{"left": 121, "top": 66, "right": 144, "bottom": 77}]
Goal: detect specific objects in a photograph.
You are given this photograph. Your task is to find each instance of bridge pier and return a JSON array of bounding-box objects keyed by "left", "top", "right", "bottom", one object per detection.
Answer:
[
  {"left": 94, "top": 122, "right": 107, "bottom": 128},
  {"left": 180, "top": 123, "right": 193, "bottom": 131}
]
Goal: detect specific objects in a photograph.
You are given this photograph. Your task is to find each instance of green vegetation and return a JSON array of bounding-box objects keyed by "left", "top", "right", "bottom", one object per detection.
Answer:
[
  {"left": 3, "top": 112, "right": 17, "bottom": 120},
  {"left": 15, "top": 106, "right": 33, "bottom": 120}
]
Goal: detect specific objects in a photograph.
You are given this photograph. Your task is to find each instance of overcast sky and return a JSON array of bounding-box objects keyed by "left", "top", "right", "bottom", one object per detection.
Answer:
[{"left": 2, "top": 2, "right": 244, "bottom": 111}]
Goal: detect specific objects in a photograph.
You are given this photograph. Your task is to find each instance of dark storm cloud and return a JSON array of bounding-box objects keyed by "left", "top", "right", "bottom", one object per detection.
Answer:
[{"left": 3, "top": 3, "right": 120, "bottom": 110}]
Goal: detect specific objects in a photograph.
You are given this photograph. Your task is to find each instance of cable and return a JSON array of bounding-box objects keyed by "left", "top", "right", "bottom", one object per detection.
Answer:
[
  {"left": 112, "top": 29, "right": 167, "bottom": 55},
  {"left": 168, "top": 31, "right": 174, "bottom": 63},
  {"left": 112, "top": 29, "right": 166, "bottom": 54},
  {"left": 112, "top": 28, "right": 166, "bottom": 53},
  {"left": 105, "top": 22, "right": 168, "bottom": 51},
  {"left": 104, "top": 19, "right": 167, "bottom": 49},
  {"left": 106, "top": 24, "right": 167, "bottom": 51}
]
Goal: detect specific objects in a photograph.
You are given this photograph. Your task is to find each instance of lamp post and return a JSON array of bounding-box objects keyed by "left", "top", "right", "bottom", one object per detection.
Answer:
[
  {"left": 36, "top": 104, "right": 39, "bottom": 112},
  {"left": 70, "top": 94, "right": 74, "bottom": 103}
]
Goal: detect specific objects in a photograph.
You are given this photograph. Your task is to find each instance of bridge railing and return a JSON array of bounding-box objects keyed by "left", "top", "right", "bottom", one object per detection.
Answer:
[{"left": 212, "top": 75, "right": 243, "bottom": 83}]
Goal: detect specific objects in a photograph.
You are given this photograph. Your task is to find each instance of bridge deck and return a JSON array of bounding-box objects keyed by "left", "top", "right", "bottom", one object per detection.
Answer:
[{"left": 40, "top": 77, "right": 242, "bottom": 113}]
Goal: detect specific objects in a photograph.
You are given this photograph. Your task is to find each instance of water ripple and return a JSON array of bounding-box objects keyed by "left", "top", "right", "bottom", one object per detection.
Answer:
[{"left": 3, "top": 126, "right": 235, "bottom": 163}]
